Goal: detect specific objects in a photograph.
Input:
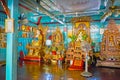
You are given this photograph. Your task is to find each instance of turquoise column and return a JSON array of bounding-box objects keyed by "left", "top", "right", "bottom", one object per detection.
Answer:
[
  {"left": 63, "top": 25, "right": 68, "bottom": 48},
  {"left": 6, "top": 0, "right": 18, "bottom": 80}
]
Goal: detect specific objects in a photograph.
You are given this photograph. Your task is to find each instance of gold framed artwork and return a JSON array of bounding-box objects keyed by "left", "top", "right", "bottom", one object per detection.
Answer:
[
  {"left": 5, "top": 18, "right": 14, "bottom": 33},
  {"left": 75, "top": 22, "right": 90, "bottom": 28}
]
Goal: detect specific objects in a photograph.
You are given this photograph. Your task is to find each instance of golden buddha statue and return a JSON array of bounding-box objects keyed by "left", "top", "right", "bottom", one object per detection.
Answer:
[
  {"left": 26, "top": 27, "right": 43, "bottom": 57},
  {"left": 52, "top": 27, "right": 63, "bottom": 44},
  {"left": 38, "top": 24, "right": 48, "bottom": 46}
]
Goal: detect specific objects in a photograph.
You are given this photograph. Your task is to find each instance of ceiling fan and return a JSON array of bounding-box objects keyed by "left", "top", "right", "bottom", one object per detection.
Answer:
[
  {"left": 101, "top": 0, "right": 120, "bottom": 22},
  {"left": 18, "top": 13, "right": 42, "bottom": 25}
]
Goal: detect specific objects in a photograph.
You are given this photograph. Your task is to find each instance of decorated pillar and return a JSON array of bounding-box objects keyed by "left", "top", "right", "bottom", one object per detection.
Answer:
[
  {"left": 63, "top": 24, "right": 68, "bottom": 48},
  {"left": 6, "top": 0, "right": 19, "bottom": 80}
]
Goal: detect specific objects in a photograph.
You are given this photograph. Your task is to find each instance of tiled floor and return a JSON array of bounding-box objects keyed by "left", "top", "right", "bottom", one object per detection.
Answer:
[{"left": 0, "top": 61, "right": 120, "bottom": 80}]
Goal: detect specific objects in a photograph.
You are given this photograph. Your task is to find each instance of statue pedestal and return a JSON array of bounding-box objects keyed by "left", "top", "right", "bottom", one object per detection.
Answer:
[
  {"left": 24, "top": 56, "right": 41, "bottom": 61},
  {"left": 81, "top": 71, "right": 92, "bottom": 77},
  {"left": 68, "top": 60, "right": 84, "bottom": 70},
  {"left": 96, "top": 60, "right": 120, "bottom": 68},
  {"left": 24, "top": 46, "right": 42, "bottom": 61}
]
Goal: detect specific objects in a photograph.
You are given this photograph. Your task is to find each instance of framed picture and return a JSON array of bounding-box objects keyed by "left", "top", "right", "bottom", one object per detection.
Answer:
[{"left": 5, "top": 18, "right": 14, "bottom": 33}]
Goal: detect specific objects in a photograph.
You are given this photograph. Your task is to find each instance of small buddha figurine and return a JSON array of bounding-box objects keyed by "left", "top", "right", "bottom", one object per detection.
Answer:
[{"left": 109, "top": 36, "right": 114, "bottom": 47}]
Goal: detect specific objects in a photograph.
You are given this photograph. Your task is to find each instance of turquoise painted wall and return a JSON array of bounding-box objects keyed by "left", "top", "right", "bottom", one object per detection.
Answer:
[
  {"left": 0, "top": 48, "right": 6, "bottom": 61},
  {"left": 0, "top": 13, "right": 7, "bottom": 61},
  {"left": 17, "top": 31, "right": 32, "bottom": 55},
  {"left": 0, "top": 13, "right": 7, "bottom": 27}
]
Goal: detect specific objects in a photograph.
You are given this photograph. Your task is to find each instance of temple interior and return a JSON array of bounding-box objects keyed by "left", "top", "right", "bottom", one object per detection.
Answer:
[{"left": 0, "top": 0, "right": 120, "bottom": 80}]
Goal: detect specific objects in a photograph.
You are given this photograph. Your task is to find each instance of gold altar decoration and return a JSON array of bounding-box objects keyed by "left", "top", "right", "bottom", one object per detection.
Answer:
[
  {"left": 68, "top": 16, "right": 91, "bottom": 38},
  {"left": 66, "top": 17, "right": 91, "bottom": 68},
  {"left": 97, "top": 19, "right": 120, "bottom": 68},
  {"left": 52, "top": 27, "right": 63, "bottom": 44},
  {"left": 73, "top": 19, "right": 91, "bottom": 43},
  {"left": 75, "top": 22, "right": 90, "bottom": 28},
  {"left": 49, "top": 27, "right": 65, "bottom": 62},
  {"left": 71, "top": 16, "right": 92, "bottom": 23},
  {"left": 25, "top": 24, "right": 49, "bottom": 60},
  {"left": 71, "top": 16, "right": 91, "bottom": 42}
]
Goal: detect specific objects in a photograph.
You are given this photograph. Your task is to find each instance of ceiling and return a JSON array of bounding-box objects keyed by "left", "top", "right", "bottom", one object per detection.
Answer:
[
  {"left": 19, "top": 0, "right": 104, "bottom": 25},
  {"left": 50, "top": 0, "right": 101, "bottom": 12},
  {"left": 1, "top": 0, "right": 120, "bottom": 26}
]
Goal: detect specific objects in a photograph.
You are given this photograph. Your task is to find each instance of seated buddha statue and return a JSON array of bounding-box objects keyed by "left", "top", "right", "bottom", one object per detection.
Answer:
[
  {"left": 52, "top": 27, "right": 63, "bottom": 45},
  {"left": 27, "top": 28, "right": 43, "bottom": 57}
]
